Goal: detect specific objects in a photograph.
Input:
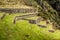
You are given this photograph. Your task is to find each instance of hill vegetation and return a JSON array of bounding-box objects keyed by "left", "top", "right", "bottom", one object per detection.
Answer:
[{"left": 0, "top": 0, "right": 60, "bottom": 40}]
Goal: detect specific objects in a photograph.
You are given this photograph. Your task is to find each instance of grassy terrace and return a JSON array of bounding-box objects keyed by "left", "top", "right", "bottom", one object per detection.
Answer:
[{"left": 0, "top": 12, "right": 60, "bottom": 40}]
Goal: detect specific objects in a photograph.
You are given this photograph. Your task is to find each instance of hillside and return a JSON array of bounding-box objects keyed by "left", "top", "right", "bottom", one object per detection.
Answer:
[{"left": 0, "top": 0, "right": 60, "bottom": 40}]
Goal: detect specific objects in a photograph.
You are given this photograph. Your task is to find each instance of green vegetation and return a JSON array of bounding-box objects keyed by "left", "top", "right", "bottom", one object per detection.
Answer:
[
  {"left": 0, "top": 0, "right": 60, "bottom": 40},
  {"left": 0, "top": 13, "right": 60, "bottom": 40},
  {"left": 0, "top": 12, "right": 60, "bottom": 40}
]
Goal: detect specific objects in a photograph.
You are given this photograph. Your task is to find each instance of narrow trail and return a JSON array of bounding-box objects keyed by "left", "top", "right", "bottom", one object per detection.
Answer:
[
  {"left": 13, "top": 13, "right": 38, "bottom": 23},
  {"left": 15, "top": 13, "right": 38, "bottom": 18}
]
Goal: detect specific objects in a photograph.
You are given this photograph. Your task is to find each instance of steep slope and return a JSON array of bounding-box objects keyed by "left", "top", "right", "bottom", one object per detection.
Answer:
[{"left": 0, "top": 0, "right": 60, "bottom": 40}]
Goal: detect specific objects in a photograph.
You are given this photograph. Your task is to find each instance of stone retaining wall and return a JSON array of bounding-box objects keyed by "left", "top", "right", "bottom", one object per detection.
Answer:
[{"left": 0, "top": 8, "right": 37, "bottom": 13}]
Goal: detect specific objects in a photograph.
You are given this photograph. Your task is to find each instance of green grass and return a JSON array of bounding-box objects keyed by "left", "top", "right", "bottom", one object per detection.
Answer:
[{"left": 0, "top": 13, "right": 60, "bottom": 40}]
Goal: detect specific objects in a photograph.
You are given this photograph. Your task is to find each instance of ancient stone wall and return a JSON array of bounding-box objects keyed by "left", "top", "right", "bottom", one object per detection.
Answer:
[{"left": 0, "top": 8, "right": 37, "bottom": 13}]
